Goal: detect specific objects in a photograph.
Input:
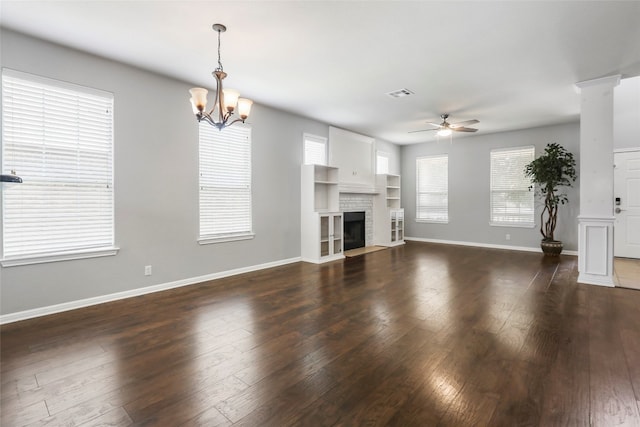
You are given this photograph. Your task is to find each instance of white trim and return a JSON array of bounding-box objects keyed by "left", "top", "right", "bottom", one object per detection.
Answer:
[
  {"left": 0, "top": 256, "right": 301, "bottom": 325},
  {"left": 338, "top": 184, "right": 378, "bottom": 194},
  {"left": 613, "top": 147, "right": 640, "bottom": 153},
  {"left": 198, "top": 233, "right": 255, "bottom": 245},
  {"left": 1, "top": 247, "right": 119, "bottom": 267},
  {"left": 575, "top": 74, "right": 621, "bottom": 91},
  {"left": 577, "top": 273, "right": 615, "bottom": 287},
  {"left": 301, "top": 254, "right": 345, "bottom": 264},
  {"left": 489, "top": 222, "right": 536, "bottom": 229},
  {"left": 490, "top": 145, "right": 535, "bottom": 154},
  {"left": 416, "top": 219, "right": 449, "bottom": 224},
  {"left": 578, "top": 216, "right": 614, "bottom": 287},
  {"left": 2, "top": 67, "right": 113, "bottom": 98},
  {"left": 405, "top": 236, "right": 578, "bottom": 256},
  {"left": 303, "top": 133, "right": 328, "bottom": 166},
  {"left": 376, "top": 150, "right": 390, "bottom": 175},
  {"left": 577, "top": 215, "right": 616, "bottom": 222}
]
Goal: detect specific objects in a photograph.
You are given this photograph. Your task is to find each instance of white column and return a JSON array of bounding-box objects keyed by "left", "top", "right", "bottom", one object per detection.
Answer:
[{"left": 575, "top": 75, "right": 620, "bottom": 287}]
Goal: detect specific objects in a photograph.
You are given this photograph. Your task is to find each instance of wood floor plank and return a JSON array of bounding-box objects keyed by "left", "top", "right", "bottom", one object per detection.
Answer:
[
  {"left": 76, "top": 407, "right": 133, "bottom": 427},
  {"left": 589, "top": 286, "right": 640, "bottom": 426},
  {"left": 2, "top": 242, "right": 640, "bottom": 426},
  {"left": 538, "top": 262, "right": 591, "bottom": 427},
  {"left": 0, "top": 398, "right": 49, "bottom": 427}
]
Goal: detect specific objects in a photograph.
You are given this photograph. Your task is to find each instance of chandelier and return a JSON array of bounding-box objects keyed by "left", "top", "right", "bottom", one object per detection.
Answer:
[{"left": 189, "top": 24, "right": 253, "bottom": 130}]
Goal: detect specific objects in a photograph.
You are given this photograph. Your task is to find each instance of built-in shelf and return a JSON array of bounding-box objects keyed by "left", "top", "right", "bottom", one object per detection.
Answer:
[
  {"left": 374, "top": 174, "right": 405, "bottom": 247},
  {"left": 302, "top": 164, "right": 344, "bottom": 263}
]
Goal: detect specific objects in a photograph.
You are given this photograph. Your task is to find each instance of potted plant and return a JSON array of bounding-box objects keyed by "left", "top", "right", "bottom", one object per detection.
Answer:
[{"left": 524, "top": 143, "right": 577, "bottom": 256}]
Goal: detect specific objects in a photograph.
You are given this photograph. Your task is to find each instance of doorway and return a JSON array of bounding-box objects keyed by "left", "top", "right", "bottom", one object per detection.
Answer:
[{"left": 614, "top": 149, "right": 640, "bottom": 290}]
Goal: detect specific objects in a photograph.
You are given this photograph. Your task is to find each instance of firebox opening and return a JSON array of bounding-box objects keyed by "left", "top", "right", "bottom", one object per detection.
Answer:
[{"left": 344, "top": 211, "right": 365, "bottom": 251}]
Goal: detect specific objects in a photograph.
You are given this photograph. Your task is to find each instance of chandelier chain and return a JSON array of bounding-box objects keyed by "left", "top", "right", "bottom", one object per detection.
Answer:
[{"left": 216, "top": 28, "right": 224, "bottom": 72}]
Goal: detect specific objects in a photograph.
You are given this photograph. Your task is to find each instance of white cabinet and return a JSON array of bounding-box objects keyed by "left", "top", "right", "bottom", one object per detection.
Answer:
[
  {"left": 319, "top": 213, "right": 344, "bottom": 259},
  {"left": 390, "top": 209, "right": 404, "bottom": 244},
  {"left": 301, "top": 164, "right": 345, "bottom": 263},
  {"left": 374, "top": 174, "right": 405, "bottom": 247}
]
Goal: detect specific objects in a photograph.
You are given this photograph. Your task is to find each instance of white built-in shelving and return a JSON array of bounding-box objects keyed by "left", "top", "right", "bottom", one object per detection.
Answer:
[
  {"left": 374, "top": 174, "right": 405, "bottom": 247},
  {"left": 301, "top": 164, "right": 344, "bottom": 263}
]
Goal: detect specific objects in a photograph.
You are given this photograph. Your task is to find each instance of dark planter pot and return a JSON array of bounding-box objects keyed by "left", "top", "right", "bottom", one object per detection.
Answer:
[{"left": 540, "top": 240, "right": 563, "bottom": 256}]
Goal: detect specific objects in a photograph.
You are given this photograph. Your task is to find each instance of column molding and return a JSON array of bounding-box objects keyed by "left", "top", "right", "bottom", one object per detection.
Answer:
[
  {"left": 575, "top": 74, "right": 621, "bottom": 91},
  {"left": 577, "top": 216, "right": 615, "bottom": 287},
  {"left": 575, "top": 75, "right": 620, "bottom": 287}
]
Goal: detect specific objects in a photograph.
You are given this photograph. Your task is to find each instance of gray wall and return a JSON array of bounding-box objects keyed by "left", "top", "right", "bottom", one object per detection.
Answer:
[
  {"left": 0, "top": 29, "right": 328, "bottom": 315},
  {"left": 401, "top": 122, "right": 581, "bottom": 251}
]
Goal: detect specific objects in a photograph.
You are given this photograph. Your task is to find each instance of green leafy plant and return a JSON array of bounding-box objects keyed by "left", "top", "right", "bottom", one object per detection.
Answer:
[{"left": 524, "top": 143, "right": 577, "bottom": 242}]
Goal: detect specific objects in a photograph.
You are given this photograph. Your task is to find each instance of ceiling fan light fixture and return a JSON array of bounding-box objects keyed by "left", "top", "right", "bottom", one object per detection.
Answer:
[{"left": 437, "top": 128, "right": 452, "bottom": 137}]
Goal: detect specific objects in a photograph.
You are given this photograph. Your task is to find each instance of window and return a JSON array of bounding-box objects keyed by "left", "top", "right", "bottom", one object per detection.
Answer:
[
  {"left": 199, "top": 124, "right": 253, "bottom": 243},
  {"left": 377, "top": 151, "right": 389, "bottom": 174},
  {"left": 2, "top": 69, "right": 115, "bottom": 265},
  {"left": 490, "top": 146, "right": 535, "bottom": 226},
  {"left": 416, "top": 155, "right": 448, "bottom": 222},
  {"left": 303, "top": 134, "right": 327, "bottom": 165}
]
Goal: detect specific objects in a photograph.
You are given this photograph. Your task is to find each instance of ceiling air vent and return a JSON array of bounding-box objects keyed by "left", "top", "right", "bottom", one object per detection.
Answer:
[{"left": 386, "top": 88, "right": 414, "bottom": 98}]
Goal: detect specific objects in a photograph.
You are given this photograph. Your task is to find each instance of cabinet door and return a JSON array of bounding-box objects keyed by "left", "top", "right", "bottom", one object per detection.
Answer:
[
  {"left": 332, "top": 213, "right": 343, "bottom": 255},
  {"left": 320, "top": 215, "right": 330, "bottom": 257},
  {"left": 396, "top": 211, "right": 404, "bottom": 241},
  {"left": 320, "top": 213, "right": 343, "bottom": 258},
  {"left": 390, "top": 210, "right": 397, "bottom": 242}
]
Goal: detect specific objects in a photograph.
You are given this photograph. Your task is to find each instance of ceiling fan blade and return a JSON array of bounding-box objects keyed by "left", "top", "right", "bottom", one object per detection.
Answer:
[
  {"left": 426, "top": 122, "right": 444, "bottom": 128},
  {"left": 450, "top": 119, "right": 479, "bottom": 128},
  {"left": 452, "top": 127, "right": 478, "bottom": 132},
  {"left": 408, "top": 128, "right": 438, "bottom": 134}
]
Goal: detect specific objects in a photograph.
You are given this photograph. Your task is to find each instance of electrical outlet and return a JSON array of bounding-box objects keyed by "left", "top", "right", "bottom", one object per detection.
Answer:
[
  {"left": 144, "top": 265, "right": 152, "bottom": 276},
  {"left": 505, "top": 234, "right": 511, "bottom": 241}
]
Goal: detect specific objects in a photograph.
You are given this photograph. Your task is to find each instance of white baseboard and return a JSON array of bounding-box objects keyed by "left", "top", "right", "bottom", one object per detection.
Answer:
[
  {"left": 577, "top": 273, "right": 615, "bottom": 287},
  {"left": 405, "top": 236, "right": 578, "bottom": 256},
  {"left": 0, "top": 256, "right": 302, "bottom": 325}
]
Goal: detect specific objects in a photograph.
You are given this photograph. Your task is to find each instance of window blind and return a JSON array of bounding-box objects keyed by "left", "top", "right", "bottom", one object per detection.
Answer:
[
  {"left": 303, "top": 134, "right": 327, "bottom": 165},
  {"left": 490, "top": 146, "right": 535, "bottom": 226},
  {"left": 2, "top": 69, "right": 114, "bottom": 259},
  {"left": 199, "top": 124, "right": 252, "bottom": 239},
  {"left": 416, "top": 155, "right": 448, "bottom": 222},
  {"left": 377, "top": 152, "right": 389, "bottom": 174}
]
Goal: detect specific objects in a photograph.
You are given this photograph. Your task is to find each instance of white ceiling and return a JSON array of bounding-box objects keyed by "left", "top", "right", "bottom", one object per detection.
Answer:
[{"left": 1, "top": 1, "right": 639, "bottom": 144}]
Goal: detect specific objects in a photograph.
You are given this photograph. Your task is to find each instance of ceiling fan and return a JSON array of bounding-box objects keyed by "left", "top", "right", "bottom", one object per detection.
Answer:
[{"left": 410, "top": 113, "right": 479, "bottom": 136}]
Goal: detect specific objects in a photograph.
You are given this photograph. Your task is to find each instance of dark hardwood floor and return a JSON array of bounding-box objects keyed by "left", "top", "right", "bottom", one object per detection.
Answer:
[{"left": 2, "top": 241, "right": 640, "bottom": 426}]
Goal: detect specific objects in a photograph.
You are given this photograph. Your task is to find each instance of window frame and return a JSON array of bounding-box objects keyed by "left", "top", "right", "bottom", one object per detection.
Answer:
[
  {"left": 416, "top": 154, "right": 449, "bottom": 224},
  {"left": 376, "top": 151, "right": 390, "bottom": 175},
  {"left": 303, "top": 133, "right": 328, "bottom": 166},
  {"left": 1, "top": 68, "right": 118, "bottom": 267},
  {"left": 489, "top": 145, "right": 536, "bottom": 228},
  {"left": 198, "top": 123, "right": 254, "bottom": 245}
]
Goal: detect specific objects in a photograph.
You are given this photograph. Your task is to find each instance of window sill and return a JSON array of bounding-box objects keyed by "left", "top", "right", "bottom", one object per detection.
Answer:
[
  {"left": 416, "top": 219, "right": 449, "bottom": 224},
  {"left": 198, "top": 233, "right": 255, "bottom": 245},
  {"left": 490, "top": 222, "right": 536, "bottom": 229},
  {"left": 1, "top": 247, "right": 119, "bottom": 267}
]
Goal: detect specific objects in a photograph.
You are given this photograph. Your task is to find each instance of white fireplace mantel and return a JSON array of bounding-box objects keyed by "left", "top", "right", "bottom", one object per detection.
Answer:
[{"left": 338, "top": 183, "right": 379, "bottom": 195}]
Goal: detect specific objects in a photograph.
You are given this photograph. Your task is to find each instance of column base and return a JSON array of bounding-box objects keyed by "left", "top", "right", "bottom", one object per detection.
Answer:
[{"left": 578, "top": 216, "right": 615, "bottom": 287}]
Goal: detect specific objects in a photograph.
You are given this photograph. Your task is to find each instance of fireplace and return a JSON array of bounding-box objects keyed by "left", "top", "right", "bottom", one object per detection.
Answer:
[{"left": 344, "top": 211, "right": 365, "bottom": 251}]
